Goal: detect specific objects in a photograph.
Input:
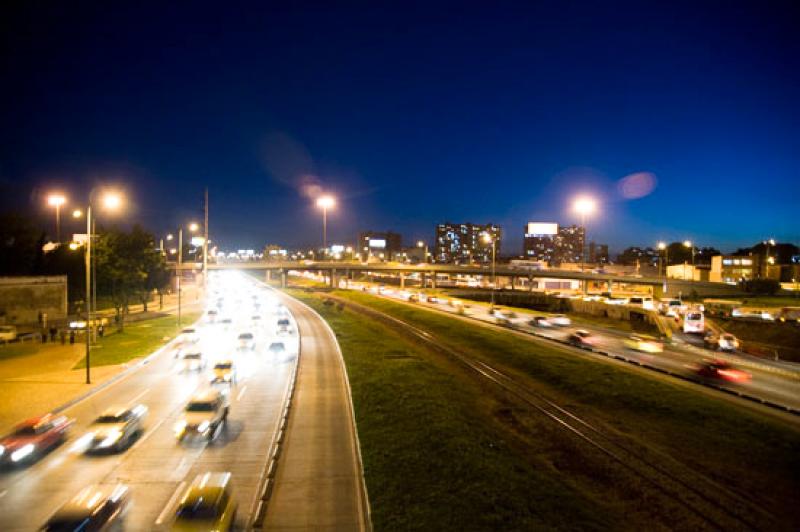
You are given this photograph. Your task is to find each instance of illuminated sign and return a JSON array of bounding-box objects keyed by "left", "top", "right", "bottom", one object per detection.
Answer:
[
  {"left": 526, "top": 222, "right": 558, "bottom": 236},
  {"left": 331, "top": 245, "right": 345, "bottom": 253},
  {"left": 368, "top": 239, "right": 386, "bottom": 249}
]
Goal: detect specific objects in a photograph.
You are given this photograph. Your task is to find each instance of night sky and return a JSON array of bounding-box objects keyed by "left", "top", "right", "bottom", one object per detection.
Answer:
[{"left": 2, "top": 2, "right": 798, "bottom": 255}]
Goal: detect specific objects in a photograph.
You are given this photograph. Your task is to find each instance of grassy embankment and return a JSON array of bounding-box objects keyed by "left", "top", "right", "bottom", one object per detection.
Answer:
[
  {"left": 290, "top": 288, "right": 800, "bottom": 530},
  {"left": 72, "top": 312, "right": 200, "bottom": 368}
]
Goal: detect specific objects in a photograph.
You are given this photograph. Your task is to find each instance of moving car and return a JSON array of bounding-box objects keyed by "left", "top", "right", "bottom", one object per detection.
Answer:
[
  {"left": 42, "top": 484, "right": 130, "bottom": 531},
  {"left": 82, "top": 404, "right": 147, "bottom": 453},
  {"left": 0, "top": 414, "right": 72, "bottom": 466},
  {"left": 171, "top": 472, "right": 237, "bottom": 531},
  {"left": 276, "top": 318, "right": 292, "bottom": 335},
  {"left": 547, "top": 314, "right": 571, "bottom": 326},
  {"left": 211, "top": 360, "right": 236, "bottom": 384},
  {"left": 206, "top": 309, "right": 218, "bottom": 323},
  {"left": 237, "top": 332, "right": 255, "bottom": 351},
  {"left": 0, "top": 325, "right": 17, "bottom": 342},
  {"left": 695, "top": 360, "right": 750, "bottom": 383},
  {"left": 704, "top": 333, "right": 740, "bottom": 352},
  {"left": 181, "top": 351, "right": 206, "bottom": 372},
  {"left": 268, "top": 341, "right": 286, "bottom": 354},
  {"left": 683, "top": 311, "right": 705, "bottom": 334},
  {"left": 179, "top": 327, "right": 200, "bottom": 345},
  {"left": 175, "top": 389, "right": 229, "bottom": 442},
  {"left": 623, "top": 335, "right": 664, "bottom": 353},
  {"left": 530, "top": 316, "right": 553, "bottom": 328},
  {"left": 567, "top": 329, "right": 594, "bottom": 348}
]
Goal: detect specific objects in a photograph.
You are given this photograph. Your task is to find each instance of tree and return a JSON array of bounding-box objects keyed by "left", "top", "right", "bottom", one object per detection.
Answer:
[{"left": 0, "top": 213, "right": 46, "bottom": 275}]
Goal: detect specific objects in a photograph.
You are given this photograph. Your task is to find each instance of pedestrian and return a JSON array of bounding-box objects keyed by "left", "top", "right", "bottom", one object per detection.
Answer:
[
  {"left": 69, "top": 330, "right": 75, "bottom": 344},
  {"left": 60, "top": 329, "right": 66, "bottom": 345},
  {"left": 41, "top": 328, "right": 47, "bottom": 343},
  {"left": 49, "top": 326, "right": 57, "bottom": 342},
  {"left": 98, "top": 323, "right": 105, "bottom": 338}
]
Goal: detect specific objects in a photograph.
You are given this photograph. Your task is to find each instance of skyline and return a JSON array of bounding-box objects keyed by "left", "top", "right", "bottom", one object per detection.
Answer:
[{"left": 2, "top": 2, "right": 798, "bottom": 253}]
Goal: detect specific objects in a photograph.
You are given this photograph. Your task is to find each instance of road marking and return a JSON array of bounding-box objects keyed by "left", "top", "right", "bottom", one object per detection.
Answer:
[
  {"left": 0, "top": 489, "right": 7, "bottom": 498},
  {"left": 129, "top": 418, "right": 165, "bottom": 452},
  {"left": 129, "top": 387, "right": 150, "bottom": 405},
  {"left": 155, "top": 481, "right": 186, "bottom": 525},
  {"left": 236, "top": 385, "right": 248, "bottom": 402}
]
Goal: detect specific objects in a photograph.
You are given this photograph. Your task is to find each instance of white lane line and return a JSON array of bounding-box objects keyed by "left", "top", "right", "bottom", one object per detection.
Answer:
[
  {"left": 0, "top": 489, "right": 7, "bottom": 498},
  {"left": 155, "top": 481, "right": 186, "bottom": 525},
  {"left": 236, "top": 385, "right": 248, "bottom": 402},
  {"left": 129, "top": 387, "right": 150, "bottom": 405},
  {"left": 128, "top": 418, "right": 165, "bottom": 453}
]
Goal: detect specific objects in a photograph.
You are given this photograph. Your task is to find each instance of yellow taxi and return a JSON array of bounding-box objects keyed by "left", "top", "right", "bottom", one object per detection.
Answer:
[{"left": 172, "top": 472, "right": 237, "bottom": 531}]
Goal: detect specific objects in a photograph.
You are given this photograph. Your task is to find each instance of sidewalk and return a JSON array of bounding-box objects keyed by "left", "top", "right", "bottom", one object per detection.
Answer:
[{"left": 0, "top": 289, "right": 204, "bottom": 434}]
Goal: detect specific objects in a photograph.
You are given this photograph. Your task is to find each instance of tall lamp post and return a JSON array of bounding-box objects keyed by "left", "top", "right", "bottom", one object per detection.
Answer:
[
  {"left": 175, "top": 223, "right": 200, "bottom": 327},
  {"left": 482, "top": 232, "right": 497, "bottom": 312},
  {"left": 417, "top": 240, "right": 429, "bottom": 264},
  {"left": 763, "top": 238, "right": 776, "bottom": 279},
  {"left": 75, "top": 191, "right": 123, "bottom": 384},
  {"left": 316, "top": 195, "right": 335, "bottom": 258},
  {"left": 573, "top": 197, "right": 596, "bottom": 272},
  {"left": 657, "top": 242, "right": 668, "bottom": 277},
  {"left": 47, "top": 194, "right": 67, "bottom": 242},
  {"left": 683, "top": 240, "right": 695, "bottom": 281}
]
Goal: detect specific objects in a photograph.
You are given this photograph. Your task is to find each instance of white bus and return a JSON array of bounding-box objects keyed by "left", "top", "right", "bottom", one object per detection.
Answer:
[{"left": 683, "top": 310, "right": 705, "bottom": 334}]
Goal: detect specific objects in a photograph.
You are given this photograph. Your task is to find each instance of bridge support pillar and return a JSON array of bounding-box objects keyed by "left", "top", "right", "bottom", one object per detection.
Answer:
[
  {"left": 528, "top": 274, "right": 534, "bottom": 292},
  {"left": 431, "top": 273, "right": 436, "bottom": 289},
  {"left": 265, "top": 269, "right": 272, "bottom": 283},
  {"left": 330, "top": 269, "right": 337, "bottom": 288},
  {"left": 281, "top": 270, "right": 287, "bottom": 288},
  {"left": 510, "top": 276, "right": 516, "bottom": 290},
  {"left": 421, "top": 273, "right": 427, "bottom": 289},
  {"left": 582, "top": 279, "right": 589, "bottom": 294},
  {"left": 400, "top": 273, "right": 405, "bottom": 289}
]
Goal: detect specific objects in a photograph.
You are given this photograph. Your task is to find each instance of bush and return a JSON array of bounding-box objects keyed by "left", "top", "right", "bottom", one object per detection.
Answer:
[{"left": 739, "top": 278, "right": 781, "bottom": 295}]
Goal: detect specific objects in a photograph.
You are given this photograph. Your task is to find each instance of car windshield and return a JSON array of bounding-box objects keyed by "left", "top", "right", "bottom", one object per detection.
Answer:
[
  {"left": 43, "top": 517, "right": 93, "bottom": 531},
  {"left": 270, "top": 343, "right": 284, "bottom": 349},
  {"left": 215, "top": 363, "right": 232, "bottom": 370},
  {"left": 96, "top": 415, "right": 124, "bottom": 423},
  {"left": 176, "top": 498, "right": 221, "bottom": 520},
  {"left": 182, "top": 328, "right": 195, "bottom": 334},
  {"left": 184, "top": 353, "right": 202, "bottom": 360},
  {"left": 186, "top": 402, "right": 215, "bottom": 412},
  {"left": 277, "top": 319, "right": 290, "bottom": 325},
  {"left": 13, "top": 425, "right": 37, "bottom": 436},
  {"left": 687, "top": 313, "right": 702, "bottom": 320},
  {"left": 239, "top": 333, "right": 253, "bottom": 340}
]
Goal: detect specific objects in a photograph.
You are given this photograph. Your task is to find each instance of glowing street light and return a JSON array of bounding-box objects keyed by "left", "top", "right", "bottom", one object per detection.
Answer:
[
  {"left": 682, "top": 240, "right": 695, "bottom": 281},
  {"left": 657, "top": 242, "right": 668, "bottom": 277},
  {"left": 572, "top": 196, "right": 597, "bottom": 273},
  {"left": 102, "top": 192, "right": 122, "bottom": 211},
  {"left": 482, "top": 232, "right": 497, "bottom": 311},
  {"left": 316, "top": 195, "right": 336, "bottom": 257},
  {"left": 188, "top": 222, "right": 199, "bottom": 232},
  {"left": 72, "top": 209, "right": 83, "bottom": 219},
  {"left": 47, "top": 194, "right": 67, "bottom": 242}
]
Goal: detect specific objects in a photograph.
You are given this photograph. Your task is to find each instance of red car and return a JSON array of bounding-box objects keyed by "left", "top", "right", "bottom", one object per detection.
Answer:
[
  {"left": 696, "top": 360, "right": 751, "bottom": 383},
  {"left": 0, "top": 414, "right": 72, "bottom": 466}
]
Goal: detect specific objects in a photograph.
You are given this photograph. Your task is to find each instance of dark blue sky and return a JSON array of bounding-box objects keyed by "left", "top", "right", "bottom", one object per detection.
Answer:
[{"left": 2, "top": 1, "right": 798, "bottom": 254}]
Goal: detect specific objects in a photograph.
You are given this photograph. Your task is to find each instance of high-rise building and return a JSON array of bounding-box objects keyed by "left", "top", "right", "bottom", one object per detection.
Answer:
[
  {"left": 435, "top": 222, "right": 501, "bottom": 264},
  {"left": 589, "top": 242, "right": 609, "bottom": 264},
  {"left": 523, "top": 222, "right": 587, "bottom": 264},
  {"left": 359, "top": 231, "right": 402, "bottom": 260}
]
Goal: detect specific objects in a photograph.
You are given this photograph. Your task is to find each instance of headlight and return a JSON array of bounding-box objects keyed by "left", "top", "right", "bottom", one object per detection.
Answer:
[
  {"left": 11, "top": 443, "right": 35, "bottom": 462},
  {"left": 174, "top": 421, "right": 187, "bottom": 435},
  {"left": 99, "top": 430, "right": 124, "bottom": 448},
  {"left": 197, "top": 421, "right": 210, "bottom": 434},
  {"left": 0, "top": 444, "right": 5, "bottom": 457}
]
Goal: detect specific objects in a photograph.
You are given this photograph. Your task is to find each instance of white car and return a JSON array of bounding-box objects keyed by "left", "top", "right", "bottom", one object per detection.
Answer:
[
  {"left": 82, "top": 405, "right": 147, "bottom": 453},
  {"left": 237, "top": 332, "right": 255, "bottom": 350},
  {"left": 547, "top": 314, "right": 571, "bottom": 326},
  {"left": 178, "top": 327, "right": 200, "bottom": 344},
  {"left": 181, "top": 351, "right": 206, "bottom": 372},
  {"left": 276, "top": 318, "right": 292, "bottom": 335},
  {"left": 175, "top": 389, "right": 229, "bottom": 442},
  {"left": 0, "top": 325, "right": 17, "bottom": 342}
]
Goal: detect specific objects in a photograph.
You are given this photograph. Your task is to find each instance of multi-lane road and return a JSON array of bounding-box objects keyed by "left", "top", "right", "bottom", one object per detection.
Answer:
[
  {"left": 354, "top": 283, "right": 800, "bottom": 414},
  {"left": 0, "top": 272, "right": 299, "bottom": 530}
]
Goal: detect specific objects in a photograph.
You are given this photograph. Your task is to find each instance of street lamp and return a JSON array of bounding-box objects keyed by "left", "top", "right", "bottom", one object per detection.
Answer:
[
  {"left": 316, "top": 195, "right": 335, "bottom": 258},
  {"left": 482, "top": 232, "right": 497, "bottom": 312},
  {"left": 683, "top": 240, "right": 695, "bottom": 281},
  {"left": 657, "top": 242, "right": 668, "bottom": 277},
  {"left": 573, "top": 197, "right": 596, "bottom": 272},
  {"left": 417, "top": 240, "right": 429, "bottom": 264},
  {"left": 175, "top": 223, "right": 200, "bottom": 327},
  {"left": 47, "top": 194, "right": 67, "bottom": 242},
  {"left": 83, "top": 190, "right": 124, "bottom": 384},
  {"left": 764, "top": 239, "right": 776, "bottom": 279}
]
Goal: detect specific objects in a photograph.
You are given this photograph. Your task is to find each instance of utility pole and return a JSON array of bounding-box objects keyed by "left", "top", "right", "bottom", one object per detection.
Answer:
[
  {"left": 85, "top": 207, "right": 92, "bottom": 384},
  {"left": 177, "top": 228, "right": 183, "bottom": 327}
]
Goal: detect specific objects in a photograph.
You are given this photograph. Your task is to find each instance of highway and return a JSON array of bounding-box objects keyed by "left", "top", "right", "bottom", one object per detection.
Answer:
[
  {"left": 0, "top": 272, "right": 299, "bottom": 530},
  {"left": 347, "top": 282, "right": 800, "bottom": 414}
]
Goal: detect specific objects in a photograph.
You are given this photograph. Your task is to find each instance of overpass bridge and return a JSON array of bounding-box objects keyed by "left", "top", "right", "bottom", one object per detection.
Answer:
[{"left": 177, "top": 260, "right": 742, "bottom": 298}]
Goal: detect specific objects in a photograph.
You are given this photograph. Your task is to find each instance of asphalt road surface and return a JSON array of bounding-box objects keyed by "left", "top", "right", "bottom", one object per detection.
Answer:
[{"left": 0, "top": 272, "right": 298, "bottom": 531}]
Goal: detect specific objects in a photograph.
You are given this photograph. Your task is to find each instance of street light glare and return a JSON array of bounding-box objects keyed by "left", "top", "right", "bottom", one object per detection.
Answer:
[
  {"left": 47, "top": 194, "right": 66, "bottom": 207},
  {"left": 683, "top": 240, "right": 692, "bottom": 248},
  {"left": 573, "top": 197, "right": 596, "bottom": 216},
  {"left": 316, "top": 195, "right": 335, "bottom": 209},
  {"left": 101, "top": 192, "right": 123, "bottom": 210},
  {"left": 72, "top": 209, "right": 83, "bottom": 218},
  {"left": 188, "top": 222, "right": 199, "bottom": 232},
  {"left": 657, "top": 242, "right": 666, "bottom": 250}
]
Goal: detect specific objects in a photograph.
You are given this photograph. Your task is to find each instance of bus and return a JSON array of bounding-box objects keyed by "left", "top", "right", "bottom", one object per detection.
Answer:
[{"left": 683, "top": 310, "right": 705, "bottom": 334}]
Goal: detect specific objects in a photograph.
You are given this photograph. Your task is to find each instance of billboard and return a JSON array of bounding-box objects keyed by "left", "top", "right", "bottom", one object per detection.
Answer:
[
  {"left": 526, "top": 222, "right": 558, "bottom": 236},
  {"left": 368, "top": 239, "right": 386, "bottom": 249}
]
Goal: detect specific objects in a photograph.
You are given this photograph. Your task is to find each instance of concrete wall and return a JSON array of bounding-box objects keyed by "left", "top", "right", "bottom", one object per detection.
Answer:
[{"left": 0, "top": 276, "right": 68, "bottom": 326}]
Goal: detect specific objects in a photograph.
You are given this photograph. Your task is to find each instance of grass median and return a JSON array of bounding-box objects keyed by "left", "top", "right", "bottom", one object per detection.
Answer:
[
  {"left": 72, "top": 312, "right": 201, "bottom": 369},
  {"left": 303, "top": 288, "right": 800, "bottom": 529}
]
